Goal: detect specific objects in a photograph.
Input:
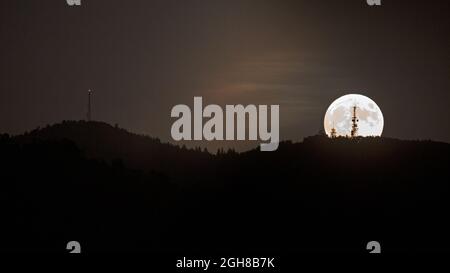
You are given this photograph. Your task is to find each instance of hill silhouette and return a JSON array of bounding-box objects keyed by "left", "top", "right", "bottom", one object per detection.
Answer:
[
  {"left": 1, "top": 121, "right": 449, "bottom": 252},
  {"left": 16, "top": 121, "right": 213, "bottom": 185}
]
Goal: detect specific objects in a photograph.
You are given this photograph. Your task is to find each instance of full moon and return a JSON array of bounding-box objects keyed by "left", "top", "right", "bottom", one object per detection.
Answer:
[{"left": 324, "top": 94, "right": 384, "bottom": 137}]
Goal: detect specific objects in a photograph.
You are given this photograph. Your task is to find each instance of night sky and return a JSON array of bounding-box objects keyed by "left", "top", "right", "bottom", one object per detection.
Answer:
[{"left": 1, "top": 0, "right": 449, "bottom": 151}]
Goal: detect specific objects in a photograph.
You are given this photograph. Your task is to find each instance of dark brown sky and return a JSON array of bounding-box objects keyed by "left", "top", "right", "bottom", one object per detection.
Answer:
[{"left": 1, "top": 0, "right": 449, "bottom": 150}]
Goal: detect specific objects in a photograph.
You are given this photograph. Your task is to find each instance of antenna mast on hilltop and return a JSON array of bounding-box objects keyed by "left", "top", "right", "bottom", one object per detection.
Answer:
[
  {"left": 87, "top": 89, "right": 92, "bottom": 121},
  {"left": 350, "top": 105, "right": 358, "bottom": 138},
  {"left": 330, "top": 122, "right": 337, "bottom": 138}
]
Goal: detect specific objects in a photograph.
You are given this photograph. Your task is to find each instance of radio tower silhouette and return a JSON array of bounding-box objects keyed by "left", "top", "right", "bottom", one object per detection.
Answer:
[
  {"left": 350, "top": 105, "right": 358, "bottom": 138},
  {"left": 87, "top": 89, "right": 92, "bottom": 121},
  {"left": 330, "top": 122, "right": 337, "bottom": 138}
]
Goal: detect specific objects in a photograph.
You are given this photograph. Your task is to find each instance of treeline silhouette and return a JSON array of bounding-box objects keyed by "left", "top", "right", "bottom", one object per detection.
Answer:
[{"left": 1, "top": 121, "right": 449, "bottom": 252}]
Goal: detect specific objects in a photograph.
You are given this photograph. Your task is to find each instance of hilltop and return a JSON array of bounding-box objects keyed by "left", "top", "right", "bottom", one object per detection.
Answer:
[{"left": 1, "top": 121, "right": 449, "bottom": 252}]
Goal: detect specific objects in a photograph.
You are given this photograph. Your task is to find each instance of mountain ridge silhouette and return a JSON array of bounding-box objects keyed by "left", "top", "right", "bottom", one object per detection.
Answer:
[{"left": 1, "top": 120, "right": 449, "bottom": 252}]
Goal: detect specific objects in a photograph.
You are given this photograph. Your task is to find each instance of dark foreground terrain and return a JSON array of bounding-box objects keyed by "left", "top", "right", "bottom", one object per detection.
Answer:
[{"left": 1, "top": 121, "right": 449, "bottom": 253}]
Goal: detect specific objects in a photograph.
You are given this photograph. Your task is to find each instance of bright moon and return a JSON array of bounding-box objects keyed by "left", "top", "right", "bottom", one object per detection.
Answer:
[{"left": 324, "top": 94, "right": 384, "bottom": 137}]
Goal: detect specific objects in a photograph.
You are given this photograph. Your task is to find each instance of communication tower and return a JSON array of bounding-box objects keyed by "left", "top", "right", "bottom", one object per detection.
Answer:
[
  {"left": 350, "top": 105, "right": 358, "bottom": 138},
  {"left": 87, "top": 89, "right": 92, "bottom": 121}
]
